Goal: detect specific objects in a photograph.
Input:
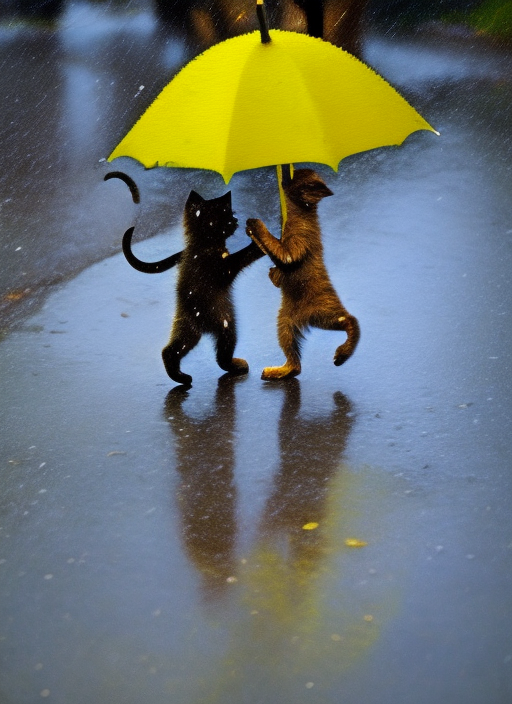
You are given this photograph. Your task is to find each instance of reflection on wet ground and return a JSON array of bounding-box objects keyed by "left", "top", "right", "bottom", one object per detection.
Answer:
[
  {"left": 166, "top": 378, "right": 355, "bottom": 602},
  {"left": 1, "top": 3, "right": 512, "bottom": 703},
  {"left": 166, "top": 380, "right": 241, "bottom": 601}
]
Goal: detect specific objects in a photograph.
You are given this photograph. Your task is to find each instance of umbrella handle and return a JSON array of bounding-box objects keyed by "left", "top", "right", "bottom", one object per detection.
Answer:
[
  {"left": 256, "top": 0, "right": 271, "bottom": 43},
  {"left": 277, "top": 164, "right": 294, "bottom": 235},
  {"left": 280, "top": 164, "right": 292, "bottom": 187},
  {"left": 256, "top": 2, "right": 290, "bottom": 234}
]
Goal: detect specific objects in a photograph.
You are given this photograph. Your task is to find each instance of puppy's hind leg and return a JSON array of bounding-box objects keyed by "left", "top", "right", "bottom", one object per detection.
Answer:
[
  {"left": 312, "top": 308, "right": 360, "bottom": 367},
  {"left": 262, "top": 314, "right": 303, "bottom": 380},
  {"left": 333, "top": 312, "right": 360, "bottom": 366}
]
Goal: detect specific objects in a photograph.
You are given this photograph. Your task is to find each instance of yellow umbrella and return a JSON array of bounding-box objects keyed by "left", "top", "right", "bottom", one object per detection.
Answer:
[{"left": 108, "top": 5, "right": 437, "bottom": 192}]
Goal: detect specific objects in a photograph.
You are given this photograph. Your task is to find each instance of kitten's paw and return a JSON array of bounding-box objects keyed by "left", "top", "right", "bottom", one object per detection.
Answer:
[
  {"left": 170, "top": 372, "right": 193, "bottom": 387},
  {"left": 162, "top": 350, "right": 192, "bottom": 386},
  {"left": 261, "top": 364, "right": 300, "bottom": 380},
  {"left": 226, "top": 357, "right": 249, "bottom": 376}
]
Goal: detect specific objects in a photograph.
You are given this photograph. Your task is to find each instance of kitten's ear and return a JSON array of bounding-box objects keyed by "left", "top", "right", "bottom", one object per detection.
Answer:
[
  {"left": 186, "top": 190, "right": 205, "bottom": 210},
  {"left": 219, "top": 190, "right": 232, "bottom": 207}
]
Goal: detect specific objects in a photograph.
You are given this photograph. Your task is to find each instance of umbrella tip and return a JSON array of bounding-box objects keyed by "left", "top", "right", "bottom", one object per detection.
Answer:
[{"left": 256, "top": 0, "right": 271, "bottom": 44}]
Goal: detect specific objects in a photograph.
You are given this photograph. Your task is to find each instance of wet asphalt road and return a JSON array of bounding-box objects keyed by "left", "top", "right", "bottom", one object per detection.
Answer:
[{"left": 1, "top": 4, "right": 512, "bottom": 704}]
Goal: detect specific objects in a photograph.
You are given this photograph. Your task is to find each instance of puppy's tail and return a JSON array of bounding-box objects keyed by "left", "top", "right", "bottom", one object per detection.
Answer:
[{"left": 334, "top": 314, "right": 360, "bottom": 366}]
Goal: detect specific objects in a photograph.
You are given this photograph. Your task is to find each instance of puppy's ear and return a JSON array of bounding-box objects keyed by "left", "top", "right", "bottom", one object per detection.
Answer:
[
  {"left": 301, "top": 179, "right": 334, "bottom": 204},
  {"left": 312, "top": 181, "right": 334, "bottom": 199}
]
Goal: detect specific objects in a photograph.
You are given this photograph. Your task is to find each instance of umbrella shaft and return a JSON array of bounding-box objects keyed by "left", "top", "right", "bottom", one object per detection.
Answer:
[
  {"left": 256, "top": 0, "right": 271, "bottom": 43},
  {"left": 281, "top": 164, "right": 292, "bottom": 187},
  {"left": 277, "top": 164, "right": 294, "bottom": 235}
]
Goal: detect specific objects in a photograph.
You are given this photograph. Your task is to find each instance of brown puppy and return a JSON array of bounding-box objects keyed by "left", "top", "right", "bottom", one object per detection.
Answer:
[{"left": 246, "top": 169, "right": 360, "bottom": 380}]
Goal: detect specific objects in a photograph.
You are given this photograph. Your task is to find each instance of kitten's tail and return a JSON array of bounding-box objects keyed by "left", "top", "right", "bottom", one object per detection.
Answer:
[
  {"left": 104, "top": 171, "right": 140, "bottom": 203},
  {"left": 122, "top": 227, "right": 182, "bottom": 274},
  {"left": 333, "top": 314, "right": 360, "bottom": 366},
  {"left": 104, "top": 171, "right": 182, "bottom": 274}
]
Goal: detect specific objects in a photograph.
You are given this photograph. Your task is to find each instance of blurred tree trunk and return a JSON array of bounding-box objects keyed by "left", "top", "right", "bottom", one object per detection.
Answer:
[
  {"left": 153, "top": 0, "right": 368, "bottom": 58},
  {"left": 292, "top": 0, "right": 369, "bottom": 58},
  {"left": 292, "top": 0, "right": 324, "bottom": 37},
  {"left": 1, "top": 0, "right": 64, "bottom": 21},
  {"left": 324, "top": 0, "right": 368, "bottom": 58}
]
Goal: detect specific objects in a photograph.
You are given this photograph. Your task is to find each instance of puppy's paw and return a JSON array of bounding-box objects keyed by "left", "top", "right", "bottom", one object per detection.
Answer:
[
  {"left": 261, "top": 364, "right": 300, "bottom": 380},
  {"left": 245, "top": 218, "right": 265, "bottom": 240}
]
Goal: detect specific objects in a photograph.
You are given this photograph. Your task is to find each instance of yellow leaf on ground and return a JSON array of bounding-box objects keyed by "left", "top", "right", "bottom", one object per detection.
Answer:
[{"left": 344, "top": 538, "right": 368, "bottom": 547}]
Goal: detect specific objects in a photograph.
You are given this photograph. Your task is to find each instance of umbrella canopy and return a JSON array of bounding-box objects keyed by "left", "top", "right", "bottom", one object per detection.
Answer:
[{"left": 108, "top": 29, "right": 437, "bottom": 183}]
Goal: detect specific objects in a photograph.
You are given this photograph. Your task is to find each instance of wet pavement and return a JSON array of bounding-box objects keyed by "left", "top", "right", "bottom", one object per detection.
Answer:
[{"left": 1, "top": 4, "right": 512, "bottom": 704}]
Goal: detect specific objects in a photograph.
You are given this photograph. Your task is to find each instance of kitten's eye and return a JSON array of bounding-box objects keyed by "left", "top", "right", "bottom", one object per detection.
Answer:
[{"left": 195, "top": 210, "right": 201, "bottom": 217}]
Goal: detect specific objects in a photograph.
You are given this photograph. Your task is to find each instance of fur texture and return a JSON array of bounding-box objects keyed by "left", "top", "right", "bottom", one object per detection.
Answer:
[{"left": 246, "top": 169, "right": 360, "bottom": 379}]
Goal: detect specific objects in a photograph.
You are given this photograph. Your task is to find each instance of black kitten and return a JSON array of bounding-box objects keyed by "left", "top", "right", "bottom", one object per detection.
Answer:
[
  {"left": 104, "top": 172, "right": 264, "bottom": 386},
  {"left": 162, "top": 190, "right": 264, "bottom": 386}
]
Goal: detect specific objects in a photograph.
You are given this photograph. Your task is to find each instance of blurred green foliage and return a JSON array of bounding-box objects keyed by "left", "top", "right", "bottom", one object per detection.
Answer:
[
  {"left": 369, "top": 0, "right": 512, "bottom": 42},
  {"left": 368, "top": 0, "right": 481, "bottom": 27},
  {"left": 466, "top": 0, "right": 512, "bottom": 40}
]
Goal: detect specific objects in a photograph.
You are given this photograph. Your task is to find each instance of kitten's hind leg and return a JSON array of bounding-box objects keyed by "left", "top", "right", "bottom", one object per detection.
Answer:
[
  {"left": 162, "top": 322, "right": 201, "bottom": 387},
  {"left": 214, "top": 319, "right": 249, "bottom": 377},
  {"left": 262, "top": 314, "right": 302, "bottom": 380}
]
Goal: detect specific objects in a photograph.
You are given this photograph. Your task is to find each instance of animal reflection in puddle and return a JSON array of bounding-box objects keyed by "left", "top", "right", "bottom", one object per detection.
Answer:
[
  {"left": 164, "top": 377, "right": 354, "bottom": 601},
  {"left": 164, "top": 376, "right": 241, "bottom": 601}
]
